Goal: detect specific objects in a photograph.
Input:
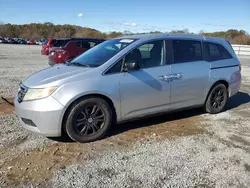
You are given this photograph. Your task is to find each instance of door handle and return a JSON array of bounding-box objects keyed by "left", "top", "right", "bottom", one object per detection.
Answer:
[
  {"left": 158, "top": 75, "right": 172, "bottom": 81},
  {"left": 172, "top": 73, "right": 182, "bottom": 79},
  {"left": 158, "top": 75, "right": 166, "bottom": 81},
  {"left": 158, "top": 73, "right": 182, "bottom": 82}
]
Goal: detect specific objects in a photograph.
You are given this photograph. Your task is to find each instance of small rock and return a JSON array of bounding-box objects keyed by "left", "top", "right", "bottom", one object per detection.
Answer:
[
  {"left": 7, "top": 166, "right": 13, "bottom": 170},
  {"left": 59, "top": 164, "right": 66, "bottom": 170}
]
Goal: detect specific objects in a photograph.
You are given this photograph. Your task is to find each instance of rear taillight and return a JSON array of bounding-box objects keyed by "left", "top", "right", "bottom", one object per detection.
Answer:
[{"left": 57, "top": 54, "right": 62, "bottom": 59}]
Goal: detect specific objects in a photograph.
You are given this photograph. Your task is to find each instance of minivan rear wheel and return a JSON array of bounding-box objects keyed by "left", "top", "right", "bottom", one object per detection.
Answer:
[
  {"left": 204, "top": 83, "right": 228, "bottom": 114},
  {"left": 65, "top": 97, "right": 112, "bottom": 142}
]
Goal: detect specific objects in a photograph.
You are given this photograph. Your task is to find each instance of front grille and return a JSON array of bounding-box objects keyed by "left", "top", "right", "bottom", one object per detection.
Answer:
[{"left": 18, "top": 84, "right": 28, "bottom": 103}]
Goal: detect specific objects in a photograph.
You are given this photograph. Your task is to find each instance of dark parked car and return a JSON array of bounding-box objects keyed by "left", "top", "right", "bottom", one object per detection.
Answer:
[
  {"left": 41, "top": 38, "right": 56, "bottom": 55},
  {"left": 48, "top": 38, "right": 105, "bottom": 65},
  {"left": 17, "top": 39, "right": 27, "bottom": 44},
  {"left": 6, "top": 38, "right": 18, "bottom": 44},
  {"left": 0, "top": 37, "right": 7, "bottom": 43}
]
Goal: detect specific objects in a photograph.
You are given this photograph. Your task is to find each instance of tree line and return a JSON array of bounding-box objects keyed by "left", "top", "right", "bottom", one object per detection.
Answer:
[{"left": 0, "top": 22, "right": 249, "bottom": 45}]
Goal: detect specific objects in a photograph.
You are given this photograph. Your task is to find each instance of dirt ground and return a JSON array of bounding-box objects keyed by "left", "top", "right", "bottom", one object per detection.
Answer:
[
  {"left": 0, "top": 101, "right": 14, "bottom": 115},
  {"left": 0, "top": 44, "right": 250, "bottom": 188}
]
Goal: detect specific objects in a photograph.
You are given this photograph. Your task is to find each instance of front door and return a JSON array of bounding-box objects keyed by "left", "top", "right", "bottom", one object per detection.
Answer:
[{"left": 119, "top": 40, "right": 171, "bottom": 120}]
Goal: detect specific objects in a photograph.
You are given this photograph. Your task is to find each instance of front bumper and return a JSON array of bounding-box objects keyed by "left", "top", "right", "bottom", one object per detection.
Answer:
[{"left": 14, "top": 96, "right": 65, "bottom": 137}]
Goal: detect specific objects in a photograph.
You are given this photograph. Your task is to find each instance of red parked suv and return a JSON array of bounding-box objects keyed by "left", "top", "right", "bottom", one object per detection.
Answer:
[
  {"left": 48, "top": 38, "right": 105, "bottom": 65},
  {"left": 41, "top": 38, "right": 56, "bottom": 55}
]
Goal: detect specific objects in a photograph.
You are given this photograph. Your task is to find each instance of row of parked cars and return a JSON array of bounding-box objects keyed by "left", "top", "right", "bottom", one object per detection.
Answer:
[
  {"left": 41, "top": 38, "right": 105, "bottom": 65},
  {"left": 0, "top": 37, "right": 45, "bottom": 45}
]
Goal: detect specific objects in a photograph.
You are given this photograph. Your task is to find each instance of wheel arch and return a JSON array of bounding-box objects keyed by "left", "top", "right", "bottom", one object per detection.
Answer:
[
  {"left": 204, "top": 79, "right": 229, "bottom": 104},
  {"left": 61, "top": 93, "right": 117, "bottom": 135}
]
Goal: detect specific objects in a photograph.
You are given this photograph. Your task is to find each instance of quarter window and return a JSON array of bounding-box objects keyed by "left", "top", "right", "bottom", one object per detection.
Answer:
[
  {"left": 173, "top": 40, "right": 202, "bottom": 63},
  {"left": 204, "top": 42, "right": 232, "bottom": 61},
  {"left": 105, "top": 59, "right": 123, "bottom": 74},
  {"left": 89, "top": 42, "right": 97, "bottom": 48}
]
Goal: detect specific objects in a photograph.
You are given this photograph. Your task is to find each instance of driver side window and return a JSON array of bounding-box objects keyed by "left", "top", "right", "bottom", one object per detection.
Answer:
[
  {"left": 105, "top": 40, "right": 165, "bottom": 74},
  {"left": 125, "top": 40, "right": 164, "bottom": 69}
]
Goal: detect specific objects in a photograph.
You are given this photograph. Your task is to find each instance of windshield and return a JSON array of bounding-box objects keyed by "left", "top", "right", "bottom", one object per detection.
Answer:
[
  {"left": 69, "top": 38, "right": 136, "bottom": 67},
  {"left": 42, "top": 40, "right": 48, "bottom": 45}
]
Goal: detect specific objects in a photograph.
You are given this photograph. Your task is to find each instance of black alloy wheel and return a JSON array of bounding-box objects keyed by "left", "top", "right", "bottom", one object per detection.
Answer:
[
  {"left": 75, "top": 105, "right": 105, "bottom": 136},
  {"left": 210, "top": 88, "right": 225, "bottom": 109},
  {"left": 205, "top": 83, "right": 228, "bottom": 114},
  {"left": 65, "top": 97, "right": 112, "bottom": 142}
]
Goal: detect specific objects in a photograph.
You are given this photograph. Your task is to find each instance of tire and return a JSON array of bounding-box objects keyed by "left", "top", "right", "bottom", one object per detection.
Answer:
[
  {"left": 204, "top": 83, "right": 228, "bottom": 114},
  {"left": 65, "top": 97, "right": 112, "bottom": 142}
]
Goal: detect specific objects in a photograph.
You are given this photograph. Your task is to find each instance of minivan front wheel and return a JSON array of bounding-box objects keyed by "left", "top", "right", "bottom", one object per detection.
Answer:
[
  {"left": 205, "top": 83, "right": 228, "bottom": 114},
  {"left": 65, "top": 97, "right": 112, "bottom": 142}
]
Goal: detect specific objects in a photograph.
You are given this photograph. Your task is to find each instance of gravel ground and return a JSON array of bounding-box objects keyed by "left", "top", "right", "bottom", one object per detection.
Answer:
[
  {"left": 0, "top": 44, "right": 48, "bottom": 98},
  {"left": 0, "top": 44, "right": 250, "bottom": 188}
]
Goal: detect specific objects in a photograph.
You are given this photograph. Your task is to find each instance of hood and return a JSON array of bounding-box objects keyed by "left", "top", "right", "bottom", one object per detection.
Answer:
[{"left": 23, "top": 64, "right": 92, "bottom": 88}]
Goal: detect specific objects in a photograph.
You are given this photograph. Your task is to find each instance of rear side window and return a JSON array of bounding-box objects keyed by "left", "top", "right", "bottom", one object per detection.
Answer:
[
  {"left": 77, "top": 41, "right": 97, "bottom": 49},
  {"left": 53, "top": 40, "right": 69, "bottom": 47},
  {"left": 203, "top": 42, "right": 232, "bottom": 61},
  {"left": 50, "top": 39, "right": 56, "bottom": 45},
  {"left": 173, "top": 40, "right": 202, "bottom": 63}
]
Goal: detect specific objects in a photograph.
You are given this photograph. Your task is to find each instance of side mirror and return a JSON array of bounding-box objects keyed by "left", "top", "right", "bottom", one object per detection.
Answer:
[{"left": 123, "top": 61, "right": 140, "bottom": 72}]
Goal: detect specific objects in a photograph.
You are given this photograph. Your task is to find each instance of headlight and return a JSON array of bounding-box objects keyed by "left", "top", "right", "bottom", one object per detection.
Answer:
[{"left": 23, "top": 87, "right": 57, "bottom": 101}]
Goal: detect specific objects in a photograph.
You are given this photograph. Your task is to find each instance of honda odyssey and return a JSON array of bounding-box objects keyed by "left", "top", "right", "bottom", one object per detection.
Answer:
[{"left": 15, "top": 34, "right": 241, "bottom": 142}]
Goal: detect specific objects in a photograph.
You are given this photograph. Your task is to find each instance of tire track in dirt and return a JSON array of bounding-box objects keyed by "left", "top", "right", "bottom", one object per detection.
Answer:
[{"left": 1, "top": 109, "right": 206, "bottom": 186}]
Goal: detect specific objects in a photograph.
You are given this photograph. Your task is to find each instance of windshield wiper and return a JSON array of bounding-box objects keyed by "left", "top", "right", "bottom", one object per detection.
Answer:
[{"left": 68, "top": 62, "right": 90, "bottom": 67}]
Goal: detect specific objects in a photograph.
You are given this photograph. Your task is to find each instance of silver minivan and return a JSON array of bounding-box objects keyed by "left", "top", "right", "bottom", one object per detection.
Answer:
[{"left": 15, "top": 34, "right": 241, "bottom": 142}]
